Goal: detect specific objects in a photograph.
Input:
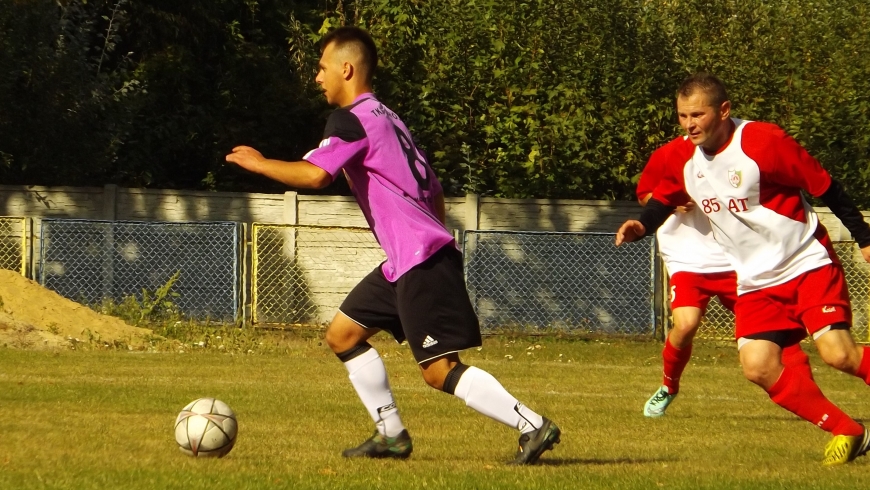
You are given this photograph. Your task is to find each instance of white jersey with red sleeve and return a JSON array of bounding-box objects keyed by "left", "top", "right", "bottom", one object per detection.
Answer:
[
  {"left": 637, "top": 141, "right": 732, "bottom": 276},
  {"left": 651, "top": 119, "right": 836, "bottom": 294}
]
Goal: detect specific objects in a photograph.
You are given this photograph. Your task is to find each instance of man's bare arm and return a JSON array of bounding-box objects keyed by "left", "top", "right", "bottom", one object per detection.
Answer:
[
  {"left": 615, "top": 220, "right": 647, "bottom": 246},
  {"left": 616, "top": 198, "right": 674, "bottom": 246},
  {"left": 819, "top": 179, "right": 870, "bottom": 264},
  {"left": 226, "top": 146, "right": 332, "bottom": 189}
]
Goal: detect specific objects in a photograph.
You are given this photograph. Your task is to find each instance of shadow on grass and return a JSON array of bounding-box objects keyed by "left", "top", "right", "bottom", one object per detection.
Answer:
[{"left": 536, "top": 456, "right": 678, "bottom": 466}]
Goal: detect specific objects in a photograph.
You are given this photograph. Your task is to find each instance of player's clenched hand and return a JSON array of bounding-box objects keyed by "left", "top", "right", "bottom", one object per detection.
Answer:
[
  {"left": 226, "top": 146, "right": 265, "bottom": 173},
  {"left": 861, "top": 244, "right": 870, "bottom": 264},
  {"left": 615, "top": 220, "right": 646, "bottom": 246}
]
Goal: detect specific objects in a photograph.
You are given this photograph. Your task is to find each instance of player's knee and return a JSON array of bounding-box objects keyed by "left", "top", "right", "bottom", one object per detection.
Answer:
[
  {"left": 739, "top": 353, "right": 779, "bottom": 388},
  {"left": 815, "top": 323, "right": 860, "bottom": 372},
  {"left": 323, "top": 326, "right": 343, "bottom": 352},
  {"left": 741, "top": 363, "right": 777, "bottom": 387},
  {"left": 324, "top": 322, "right": 359, "bottom": 353},
  {"left": 669, "top": 323, "right": 698, "bottom": 347},
  {"left": 819, "top": 347, "right": 857, "bottom": 372},
  {"left": 420, "top": 359, "right": 464, "bottom": 391},
  {"left": 421, "top": 371, "right": 444, "bottom": 390}
]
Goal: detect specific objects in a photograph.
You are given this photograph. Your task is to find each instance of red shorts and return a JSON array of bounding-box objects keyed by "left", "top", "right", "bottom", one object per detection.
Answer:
[
  {"left": 668, "top": 271, "right": 737, "bottom": 312},
  {"left": 734, "top": 263, "right": 852, "bottom": 339}
]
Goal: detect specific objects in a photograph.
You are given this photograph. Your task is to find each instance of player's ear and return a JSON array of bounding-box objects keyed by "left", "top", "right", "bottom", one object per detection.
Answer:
[
  {"left": 719, "top": 100, "right": 731, "bottom": 119},
  {"left": 343, "top": 62, "right": 354, "bottom": 81}
]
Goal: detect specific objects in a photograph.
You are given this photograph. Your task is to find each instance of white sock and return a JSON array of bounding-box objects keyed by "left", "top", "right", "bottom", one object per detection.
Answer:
[
  {"left": 344, "top": 348, "right": 405, "bottom": 437},
  {"left": 452, "top": 366, "right": 544, "bottom": 434}
]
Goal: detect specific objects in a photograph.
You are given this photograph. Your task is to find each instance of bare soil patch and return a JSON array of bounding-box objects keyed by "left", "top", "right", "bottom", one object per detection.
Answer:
[{"left": 0, "top": 270, "right": 155, "bottom": 350}]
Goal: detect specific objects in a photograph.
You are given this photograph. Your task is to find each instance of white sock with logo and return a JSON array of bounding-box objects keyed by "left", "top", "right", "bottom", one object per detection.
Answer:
[
  {"left": 452, "top": 366, "right": 544, "bottom": 434},
  {"left": 344, "top": 348, "right": 405, "bottom": 438}
]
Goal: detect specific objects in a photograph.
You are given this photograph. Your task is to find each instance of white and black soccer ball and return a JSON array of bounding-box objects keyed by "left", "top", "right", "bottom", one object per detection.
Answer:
[{"left": 174, "top": 398, "right": 238, "bottom": 458}]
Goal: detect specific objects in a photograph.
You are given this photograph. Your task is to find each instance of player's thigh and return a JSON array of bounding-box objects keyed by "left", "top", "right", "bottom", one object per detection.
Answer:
[
  {"left": 396, "top": 246, "right": 482, "bottom": 364},
  {"left": 329, "top": 265, "right": 404, "bottom": 349},
  {"left": 668, "top": 272, "right": 712, "bottom": 313}
]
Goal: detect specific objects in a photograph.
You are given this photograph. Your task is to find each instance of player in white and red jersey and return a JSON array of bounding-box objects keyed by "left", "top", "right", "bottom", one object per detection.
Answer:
[
  {"left": 617, "top": 73, "right": 870, "bottom": 465},
  {"left": 636, "top": 149, "right": 813, "bottom": 418},
  {"left": 225, "top": 26, "right": 559, "bottom": 465}
]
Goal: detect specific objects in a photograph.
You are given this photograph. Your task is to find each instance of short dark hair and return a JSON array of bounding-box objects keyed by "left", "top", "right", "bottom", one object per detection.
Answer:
[
  {"left": 321, "top": 26, "right": 378, "bottom": 82},
  {"left": 677, "top": 73, "right": 729, "bottom": 107}
]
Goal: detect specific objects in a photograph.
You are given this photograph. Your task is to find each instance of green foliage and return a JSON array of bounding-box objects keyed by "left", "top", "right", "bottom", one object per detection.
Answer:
[
  {"left": 335, "top": 0, "right": 681, "bottom": 199},
  {"left": 299, "top": 0, "right": 870, "bottom": 203},
  {"left": 98, "top": 270, "right": 182, "bottom": 325},
  {"left": 0, "top": 0, "right": 141, "bottom": 186},
  {"left": 2, "top": 0, "right": 870, "bottom": 204},
  {"left": 0, "top": 0, "right": 325, "bottom": 192}
]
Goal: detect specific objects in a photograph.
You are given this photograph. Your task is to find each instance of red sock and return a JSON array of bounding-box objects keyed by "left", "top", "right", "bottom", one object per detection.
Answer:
[
  {"left": 781, "top": 343, "right": 814, "bottom": 380},
  {"left": 768, "top": 366, "right": 863, "bottom": 436},
  {"left": 855, "top": 346, "right": 870, "bottom": 385},
  {"left": 662, "top": 337, "right": 692, "bottom": 394}
]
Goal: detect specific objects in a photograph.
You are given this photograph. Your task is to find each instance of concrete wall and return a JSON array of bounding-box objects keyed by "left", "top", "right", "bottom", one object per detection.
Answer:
[
  {"left": 2, "top": 184, "right": 866, "bottom": 326},
  {"left": 0, "top": 185, "right": 643, "bottom": 231},
  {"left": 1, "top": 184, "right": 863, "bottom": 236}
]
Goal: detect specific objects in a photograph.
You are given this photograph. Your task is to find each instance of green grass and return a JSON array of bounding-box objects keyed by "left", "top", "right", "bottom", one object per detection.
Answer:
[{"left": 2, "top": 334, "right": 870, "bottom": 489}]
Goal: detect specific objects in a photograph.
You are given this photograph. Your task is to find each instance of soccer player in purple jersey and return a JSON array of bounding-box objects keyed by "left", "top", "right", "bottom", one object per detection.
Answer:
[{"left": 225, "top": 26, "right": 560, "bottom": 464}]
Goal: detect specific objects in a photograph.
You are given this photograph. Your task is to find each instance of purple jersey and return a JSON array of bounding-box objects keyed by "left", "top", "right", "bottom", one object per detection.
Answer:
[{"left": 303, "top": 93, "right": 455, "bottom": 282}]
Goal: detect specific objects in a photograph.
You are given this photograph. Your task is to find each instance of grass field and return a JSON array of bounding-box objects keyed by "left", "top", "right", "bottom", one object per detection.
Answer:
[{"left": 2, "top": 332, "right": 870, "bottom": 489}]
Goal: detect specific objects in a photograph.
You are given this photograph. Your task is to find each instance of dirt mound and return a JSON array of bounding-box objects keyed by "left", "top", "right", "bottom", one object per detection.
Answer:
[{"left": 0, "top": 270, "right": 156, "bottom": 350}]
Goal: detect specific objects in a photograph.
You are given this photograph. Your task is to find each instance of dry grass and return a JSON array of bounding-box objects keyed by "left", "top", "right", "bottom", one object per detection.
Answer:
[{"left": 1, "top": 333, "right": 869, "bottom": 489}]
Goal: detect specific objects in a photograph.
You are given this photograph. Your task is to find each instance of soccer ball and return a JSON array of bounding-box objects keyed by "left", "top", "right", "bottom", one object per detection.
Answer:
[{"left": 174, "top": 398, "right": 238, "bottom": 458}]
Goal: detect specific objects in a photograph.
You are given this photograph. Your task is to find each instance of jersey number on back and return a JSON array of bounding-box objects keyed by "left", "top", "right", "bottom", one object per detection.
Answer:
[{"left": 393, "top": 126, "right": 431, "bottom": 190}]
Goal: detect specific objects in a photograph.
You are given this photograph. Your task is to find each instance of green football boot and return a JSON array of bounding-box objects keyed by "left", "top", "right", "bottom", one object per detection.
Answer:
[{"left": 643, "top": 385, "right": 677, "bottom": 418}]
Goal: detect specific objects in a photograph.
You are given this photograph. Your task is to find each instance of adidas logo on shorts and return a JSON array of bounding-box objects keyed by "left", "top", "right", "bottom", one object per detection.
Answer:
[{"left": 422, "top": 335, "right": 439, "bottom": 348}]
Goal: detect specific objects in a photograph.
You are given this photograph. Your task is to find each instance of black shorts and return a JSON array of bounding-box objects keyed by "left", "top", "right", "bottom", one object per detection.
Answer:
[{"left": 339, "top": 245, "right": 482, "bottom": 363}]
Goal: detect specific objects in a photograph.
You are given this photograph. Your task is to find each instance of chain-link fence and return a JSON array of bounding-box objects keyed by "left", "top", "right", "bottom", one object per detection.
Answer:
[
  {"left": 17, "top": 216, "right": 870, "bottom": 340},
  {"left": 39, "top": 219, "right": 240, "bottom": 321},
  {"left": 0, "top": 217, "right": 26, "bottom": 275},
  {"left": 251, "top": 224, "right": 385, "bottom": 325},
  {"left": 463, "top": 231, "right": 658, "bottom": 335},
  {"left": 694, "top": 242, "right": 870, "bottom": 341}
]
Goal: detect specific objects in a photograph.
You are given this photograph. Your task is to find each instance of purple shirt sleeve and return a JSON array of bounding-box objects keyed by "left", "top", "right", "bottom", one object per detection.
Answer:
[{"left": 303, "top": 108, "right": 369, "bottom": 178}]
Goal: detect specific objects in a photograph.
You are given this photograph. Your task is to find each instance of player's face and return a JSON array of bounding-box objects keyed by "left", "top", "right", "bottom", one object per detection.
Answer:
[
  {"left": 315, "top": 43, "right": 346, "bottom": 106},
  {"left": 677, "top": 91, "right": 732, "bottom": 153}
]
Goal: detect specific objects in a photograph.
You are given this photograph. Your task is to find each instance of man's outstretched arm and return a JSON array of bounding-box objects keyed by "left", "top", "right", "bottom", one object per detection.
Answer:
[
  {"left": 226, "top": 146, "right": 333, "bottom": 189},
  {"left": 615, "top": 198, "right": 674, "bottom": 246},
  {"left": 818, "top": 179, "right": 870, "bottom": 263}
]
